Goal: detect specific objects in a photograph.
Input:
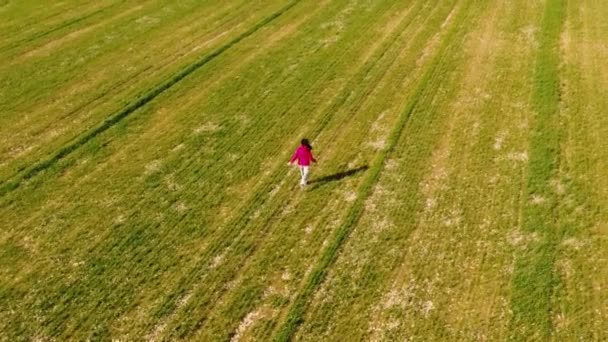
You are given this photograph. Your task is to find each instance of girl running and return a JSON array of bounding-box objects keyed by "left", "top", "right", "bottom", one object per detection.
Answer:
[{"left": 288, "top": 138, "right": 317, "bottom": 187}]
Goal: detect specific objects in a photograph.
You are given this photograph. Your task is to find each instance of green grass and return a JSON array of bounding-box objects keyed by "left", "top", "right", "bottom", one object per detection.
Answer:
[
  {"left": 508, "top": 0, "right": 566, "bottom": 339},
  {"left": 1, "top": 0, "right": 607, "bottom": 340}
]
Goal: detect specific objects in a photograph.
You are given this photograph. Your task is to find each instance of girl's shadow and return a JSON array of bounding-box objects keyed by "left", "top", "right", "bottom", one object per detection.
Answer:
[{"left": 308, "top": 165, "right": 369, "bottom": 188}]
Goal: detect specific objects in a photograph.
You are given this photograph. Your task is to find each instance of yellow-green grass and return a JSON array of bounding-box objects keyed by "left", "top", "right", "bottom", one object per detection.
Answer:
[
  {"left": 0, "top": 0, "right": 285, "bottom": 182},
  {"left": 549, "top": 0, "right": 608, "bottom": 339},
  {"left": 1, "top": 0, "right": 607, "bottom": 340}
]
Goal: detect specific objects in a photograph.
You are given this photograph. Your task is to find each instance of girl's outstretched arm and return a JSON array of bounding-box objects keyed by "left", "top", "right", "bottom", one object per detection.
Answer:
[{"left": 289, "top": 149, "right": 298, "bottom": 164}]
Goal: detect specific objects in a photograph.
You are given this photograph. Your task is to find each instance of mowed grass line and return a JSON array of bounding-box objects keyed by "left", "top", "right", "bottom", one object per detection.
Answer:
[
  {"left": 0, "top": 0, "right": 301, "bottom": 197},
  {"left": 272, "top": 0, "right": 478, "bottom": 340},
  {"left": 508, "top": 0, "right": 566, "bottom": 339}
]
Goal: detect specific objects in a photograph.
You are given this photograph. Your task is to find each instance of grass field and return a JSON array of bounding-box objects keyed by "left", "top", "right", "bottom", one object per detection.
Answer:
[{"left": 1, "top": 0, "right": 607, "bottom": 340}]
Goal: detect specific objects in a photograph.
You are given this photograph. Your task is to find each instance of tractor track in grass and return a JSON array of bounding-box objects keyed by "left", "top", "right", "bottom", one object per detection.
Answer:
[
  {"left": 0, "top": 3, "right": 262, "bottom": 211},
  {"left": 272, "top": 0, "right": 482, "bottom": 340},
  {"left": 508, "top": 0, "right": 566, "bottom": 339},
  {"left": 0, "top": 0, "right": 302, "bottom": 197}
]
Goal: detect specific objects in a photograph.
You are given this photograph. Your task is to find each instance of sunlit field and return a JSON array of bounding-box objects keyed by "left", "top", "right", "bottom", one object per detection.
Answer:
[{"left": 1, "top": 0, "right": 607, "bottom": 340}]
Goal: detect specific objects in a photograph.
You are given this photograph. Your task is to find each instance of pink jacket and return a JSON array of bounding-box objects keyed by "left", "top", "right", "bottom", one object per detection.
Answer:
[{"left": 290, "top": 145, "right": 316, "bottom": 166}]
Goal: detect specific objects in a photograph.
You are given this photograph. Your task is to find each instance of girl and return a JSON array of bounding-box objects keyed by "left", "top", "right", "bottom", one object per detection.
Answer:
[{"left": 289, "top": 138, "right": 317, "bottom": 186}]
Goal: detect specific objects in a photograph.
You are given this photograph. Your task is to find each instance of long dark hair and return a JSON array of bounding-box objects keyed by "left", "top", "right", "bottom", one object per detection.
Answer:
[{"left": 301, "top": 138, "right": 313, "bottom": 150}]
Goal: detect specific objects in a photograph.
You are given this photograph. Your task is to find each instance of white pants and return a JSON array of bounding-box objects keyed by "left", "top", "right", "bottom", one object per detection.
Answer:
[{"left": 299, "top": 166, "right": 309, "bottom": 186}]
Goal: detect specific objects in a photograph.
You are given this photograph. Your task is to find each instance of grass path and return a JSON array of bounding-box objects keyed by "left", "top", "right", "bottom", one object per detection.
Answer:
[{"left": 508, "top": 0, "right": 566, "bottom": 338}]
